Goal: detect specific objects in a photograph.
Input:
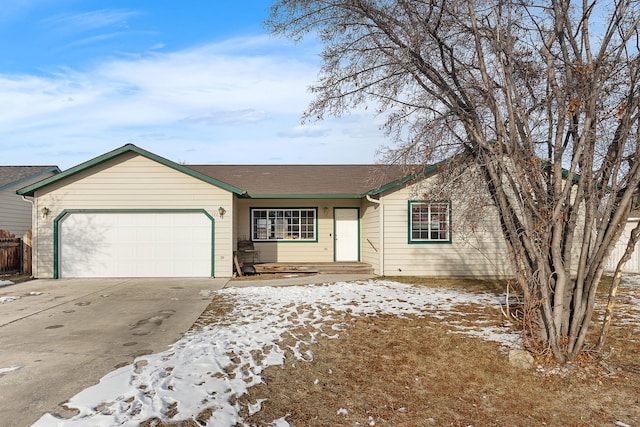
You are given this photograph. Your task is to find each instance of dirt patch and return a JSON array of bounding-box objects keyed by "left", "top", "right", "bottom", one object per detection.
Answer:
[{"left": 0, "top": 273, "right": 32, "bottom": 284}]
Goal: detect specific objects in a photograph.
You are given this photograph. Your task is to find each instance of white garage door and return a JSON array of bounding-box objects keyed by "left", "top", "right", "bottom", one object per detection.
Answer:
[{"left": 59, "top": 212, "right": 212, "bottom": 278}]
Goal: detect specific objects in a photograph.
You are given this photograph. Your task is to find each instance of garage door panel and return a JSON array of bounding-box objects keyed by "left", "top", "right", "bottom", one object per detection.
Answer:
[{"left": 60, "top": 212, "right": 212, "bottom": 278}]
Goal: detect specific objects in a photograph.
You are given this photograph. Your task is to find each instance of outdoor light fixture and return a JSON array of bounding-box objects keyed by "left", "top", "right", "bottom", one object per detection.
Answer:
[
  {"left": 323, "top": 206, "right": 329, "bottom": 216},
  {"left": 41, "top": 207, "right": 50, "bottom": 217},
  {"left": 218, "top": 206, "right": 226, "bottom": 219}
]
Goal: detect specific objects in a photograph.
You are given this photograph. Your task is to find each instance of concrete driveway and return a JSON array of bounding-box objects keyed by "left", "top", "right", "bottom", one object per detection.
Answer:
[{"left": 0, "top": 277, "right": 228, "bottom": 427}]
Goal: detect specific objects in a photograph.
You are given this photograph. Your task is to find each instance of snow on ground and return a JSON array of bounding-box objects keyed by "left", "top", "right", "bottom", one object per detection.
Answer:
[
  {"left": 618, "top": 277, "right": 640, "bottom": 338},
  {"left": 0, "top": 295, "right": 20, "bottom": 303},
  {"left": 23, "top": 280, "right": 516, "bottom": 426},
  {"left": 32, "top": 280, "right": 519, "bottom": 426},
  {"left": 16, "top": 276, "right": 640, "bottom": 426},
  {"left": 0, "top": 365, "right": 22, "bottom": 374},
  {"left": 0, "top": 279, "right": 17, "bottom": 302}
]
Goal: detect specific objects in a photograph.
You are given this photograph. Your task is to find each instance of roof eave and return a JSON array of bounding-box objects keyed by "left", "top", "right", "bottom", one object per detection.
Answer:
[
  {"left": 0, "top": 166, "right": 61, "bottom": 193},
  {"left": 367, "top": 163, "right": 439, "bottom": 196},
  {"left": 245, "top": 193, "right": 363, "bottom": 199}
]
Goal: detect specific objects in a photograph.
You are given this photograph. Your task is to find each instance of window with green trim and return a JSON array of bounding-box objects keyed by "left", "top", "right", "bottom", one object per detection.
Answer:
[
  {"left": 409, "top": 201, "right": 451, "bottom": 243},
  {"left": 251, "top": 208, "right": 316, "bottom": 241}
]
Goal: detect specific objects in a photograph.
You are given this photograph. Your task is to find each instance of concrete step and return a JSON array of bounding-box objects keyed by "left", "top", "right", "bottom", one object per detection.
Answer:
[{"left": 253, "top": 262, "right": 374, "bottom": 275}]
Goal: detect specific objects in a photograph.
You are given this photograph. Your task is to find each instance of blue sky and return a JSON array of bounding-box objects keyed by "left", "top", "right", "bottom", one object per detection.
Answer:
[{"left": 0, "top": 1, "right": 388, "bottom": 169}]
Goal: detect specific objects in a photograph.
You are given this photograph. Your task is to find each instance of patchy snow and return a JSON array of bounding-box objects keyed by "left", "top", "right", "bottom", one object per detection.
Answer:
[
  {"left": 0, "top": 365, "right": 22, "bottom": 375},
  {"left": 0, "top": 280, "right": 14, "bottom": 287},
  {"left": 0, "top": 295, "right": 20, "bottom": 304},
  {"left": 622, "top": 276, "right": 640, "bottom": 306},
  {"left": 30, "top": 280, "right": 523, "bottom": 426},
  {"left": 616, "top": 277, "right": 640, "bottom": 338}
]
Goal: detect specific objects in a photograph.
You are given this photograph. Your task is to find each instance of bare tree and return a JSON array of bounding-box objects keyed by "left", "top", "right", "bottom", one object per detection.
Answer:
[{"left": 267, "top": 0, "right": 640, "bottom": 363}]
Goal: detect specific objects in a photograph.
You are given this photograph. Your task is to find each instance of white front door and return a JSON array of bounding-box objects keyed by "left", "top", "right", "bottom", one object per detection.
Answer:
[{"left": 334, "top": 208, "right": 359, "bottom": 261}]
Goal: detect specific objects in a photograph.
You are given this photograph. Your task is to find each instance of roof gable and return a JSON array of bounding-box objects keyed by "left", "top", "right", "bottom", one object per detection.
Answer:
[
  {"left": 16, "top": 144, "right": 247, "bottom": 197},
  {"left": 0, "top": 166, "right": 61, "bottom": 191}
]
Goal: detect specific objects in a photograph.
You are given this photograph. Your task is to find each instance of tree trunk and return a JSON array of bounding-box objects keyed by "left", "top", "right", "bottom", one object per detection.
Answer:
[{"left": 267, "top": 0, "right": 640, "bottom": 363}]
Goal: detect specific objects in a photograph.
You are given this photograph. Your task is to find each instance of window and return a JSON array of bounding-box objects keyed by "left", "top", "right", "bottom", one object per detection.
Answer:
[
  {"left": 409, "top": 201, "right": 451, "bottom": 243},
  {"left": 251, "top": 208, "right": 317, "bottom": 241}
]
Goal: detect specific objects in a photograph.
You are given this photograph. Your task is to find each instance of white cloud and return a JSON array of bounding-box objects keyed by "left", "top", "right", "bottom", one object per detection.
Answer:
[
  {"left": 43, "top": 9, "right": 140, "bottom": 32},
  {"left": 0, "top": 35, "right": 389, "bottom": 168},
  {"left": 0, "top": 36, "right": 314, "bottom": 127},
  {"left": 183, "top": 109, "right": 270, "bottom": 125},
  {"left": 278, "top": 124, "right": 329, "bottom": 138}
]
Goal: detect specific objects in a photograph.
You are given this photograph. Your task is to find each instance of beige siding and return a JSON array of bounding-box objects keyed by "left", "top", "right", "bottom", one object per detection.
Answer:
[
  {"left": 236, "top": 199, "right": 361, "bottom": 263},
  {"left": 606, "top": 219, "right": 640, "bottom": 273},
  {"left": 33, "top": 153, "right": 234, "bottom": 278},
  {"left": 0, "top": 173, "right": 57, "bottom": 238},
  {"left": 360, "top": 198, "right": 381, "bottom": 274},
  {"left": 379, "top": 177, "right": 511, "bottom": 278}
]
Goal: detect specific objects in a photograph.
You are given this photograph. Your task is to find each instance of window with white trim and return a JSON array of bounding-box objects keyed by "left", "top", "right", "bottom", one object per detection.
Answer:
[
  {"left": 409, "top": 201, "right": 451, "bottom": 243},
  {"left": 251, "top": 208, "right": 317, "bottom": 241}
]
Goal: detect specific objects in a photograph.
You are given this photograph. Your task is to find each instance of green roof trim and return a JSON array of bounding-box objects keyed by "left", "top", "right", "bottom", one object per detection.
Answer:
[
  {"left": 539, "top": 161, "right": 581, "bottom": 183},
  {"left": 2, "top": 166, "right": 61, "bottom": 192},
  {"left": 363, "top": 156, "right": 579, "bottom": 197},
  {"left": 245, "top": 193, "right": 364, "bottom": 199},
  {"left": 366, "top": 164, "right": 439, "bottom": 196},
  {"left": 16, "top": 144, "right": 248, "bottom": 197}
]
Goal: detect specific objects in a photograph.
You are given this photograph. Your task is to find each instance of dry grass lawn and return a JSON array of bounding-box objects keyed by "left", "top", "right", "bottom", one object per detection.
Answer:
[{"left": 151, "top": 277, "right": 640, "bottom": 427}]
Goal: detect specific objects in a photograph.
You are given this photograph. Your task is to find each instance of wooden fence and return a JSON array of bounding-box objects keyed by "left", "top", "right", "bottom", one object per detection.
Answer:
[{"left": 0, "top": 229, "right": 31, "bottom": 275}]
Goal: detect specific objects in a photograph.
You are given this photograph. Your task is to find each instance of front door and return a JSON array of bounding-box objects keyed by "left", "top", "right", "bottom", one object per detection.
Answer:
[{"left": 334, "top": 208, "right": 359, "bottom": 261}]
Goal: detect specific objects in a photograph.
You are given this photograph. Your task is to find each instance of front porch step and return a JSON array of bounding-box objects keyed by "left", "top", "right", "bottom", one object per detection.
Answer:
[{"left": 253, "top": 262, "right": 374, "bottom": 275}]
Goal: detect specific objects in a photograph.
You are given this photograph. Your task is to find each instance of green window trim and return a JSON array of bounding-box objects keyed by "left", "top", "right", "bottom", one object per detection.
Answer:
[
  {"left": 408, "top": 201, "right": 452, "bottom": 244},
  {"left": 250, "top": 207, "right": 318, "bottom": 242},
  {"left": 53, "top": 209, "right": 215, "bottom": 279}
]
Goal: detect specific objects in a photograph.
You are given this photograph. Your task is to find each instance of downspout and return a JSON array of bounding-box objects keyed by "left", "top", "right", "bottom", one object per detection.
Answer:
[
  {"left": 22, "top": 195, "right": 35, "bottom": 276},
  {"left": 366, "top": 194, "right": 384, "bottom": 275}
]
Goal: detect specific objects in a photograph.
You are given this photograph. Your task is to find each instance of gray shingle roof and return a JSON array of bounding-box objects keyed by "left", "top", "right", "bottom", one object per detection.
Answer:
[
  {"left": 14, "top": 144, "right": 432, "bottom": 198},
  {"left": 0, "top": 166, "right": 60, "bottom": 190},
  {"left": 187, "top": 164, "right": 418, "bottom": 196}
]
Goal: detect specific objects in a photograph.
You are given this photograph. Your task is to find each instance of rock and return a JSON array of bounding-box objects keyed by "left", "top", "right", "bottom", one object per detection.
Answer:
[{"left": 508, "top": 349, "right": 535, "bottom": 369}]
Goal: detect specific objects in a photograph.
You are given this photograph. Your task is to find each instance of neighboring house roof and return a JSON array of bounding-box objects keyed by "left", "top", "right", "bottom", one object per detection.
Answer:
[
  {"left": 0, "top": 166, "right": 61, "bottom": 192},
  {"left": 16, "top": 144, "right": 247, "bottom": 197},
  {"left": 187, "top": 164, "right": 419, "bottom": 198}
]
